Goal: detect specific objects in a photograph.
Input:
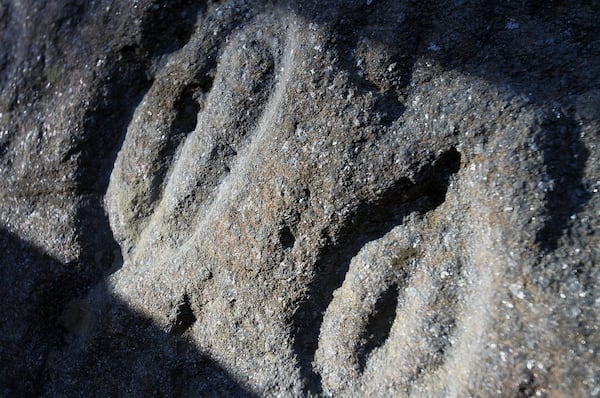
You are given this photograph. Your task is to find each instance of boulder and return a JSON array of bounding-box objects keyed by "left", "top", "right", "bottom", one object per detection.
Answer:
[{"left": 0, "top": 0, "right": 598, "bottom": 396}]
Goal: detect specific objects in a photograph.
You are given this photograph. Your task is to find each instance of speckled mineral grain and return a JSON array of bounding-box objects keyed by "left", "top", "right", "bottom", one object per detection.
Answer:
[{"left": 0, "top": 1, "right": 598, "bottom": 397}]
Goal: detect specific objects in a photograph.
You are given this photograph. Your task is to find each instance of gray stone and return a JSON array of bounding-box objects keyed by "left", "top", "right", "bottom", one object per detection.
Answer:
[{"left": 0, "top": 0, "right": 598, "bottom": 396}]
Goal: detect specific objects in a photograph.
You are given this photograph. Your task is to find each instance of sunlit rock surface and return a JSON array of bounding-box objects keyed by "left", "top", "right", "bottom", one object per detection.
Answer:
[{"left": 1, "top": 1, "right": 598, "bottom": 396}]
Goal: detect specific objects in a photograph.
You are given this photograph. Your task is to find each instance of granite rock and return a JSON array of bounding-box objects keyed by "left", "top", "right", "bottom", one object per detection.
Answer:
[{"left": 0, "top": 1, "right": 598, "bottom": 396}]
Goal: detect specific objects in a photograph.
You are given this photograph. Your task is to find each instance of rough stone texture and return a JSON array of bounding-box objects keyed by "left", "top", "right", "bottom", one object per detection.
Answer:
[{"left": 0, "top": 0, "right": 598, "bottom": 397}]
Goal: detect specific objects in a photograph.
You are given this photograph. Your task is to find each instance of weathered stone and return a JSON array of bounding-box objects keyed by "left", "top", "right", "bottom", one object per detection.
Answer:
[{"left": 1, "top": 0, "right": 598, "bottom": 396}]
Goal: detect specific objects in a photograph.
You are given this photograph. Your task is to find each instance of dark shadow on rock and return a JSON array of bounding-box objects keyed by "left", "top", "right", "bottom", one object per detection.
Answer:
[
  {"left": 356, "top": 283, "right": 399, "bottom": 373},
  {"left": 0, "top": 227, "right": 256, "bottom": 397},
  {"left": 535, "top": 115, "right": 590, "bottom": 252},
  {"left": 48, "top": 288, "right": 257, "bottom": 398},
  {"left": 0, "top": 228, "right": 67, "bottom": 396}
]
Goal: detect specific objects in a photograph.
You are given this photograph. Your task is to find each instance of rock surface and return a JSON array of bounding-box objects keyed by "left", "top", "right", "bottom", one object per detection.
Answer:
[{"left": 0, "top": 0, "right": 598, "bottom": 396}]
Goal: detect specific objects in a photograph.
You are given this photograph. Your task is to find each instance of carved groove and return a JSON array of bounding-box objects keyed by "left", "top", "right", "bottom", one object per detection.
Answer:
[
  {"left": 292, "top": 148, "right": 461, "bottom": 394},
  {"left": 357, "top": 283, "right": 399, "bottom": 372}
]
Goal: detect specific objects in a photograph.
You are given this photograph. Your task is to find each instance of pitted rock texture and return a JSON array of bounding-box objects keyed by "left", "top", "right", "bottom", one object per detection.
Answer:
[{"left": 1, "top": 0, "right": 599, "bottom": 397}]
